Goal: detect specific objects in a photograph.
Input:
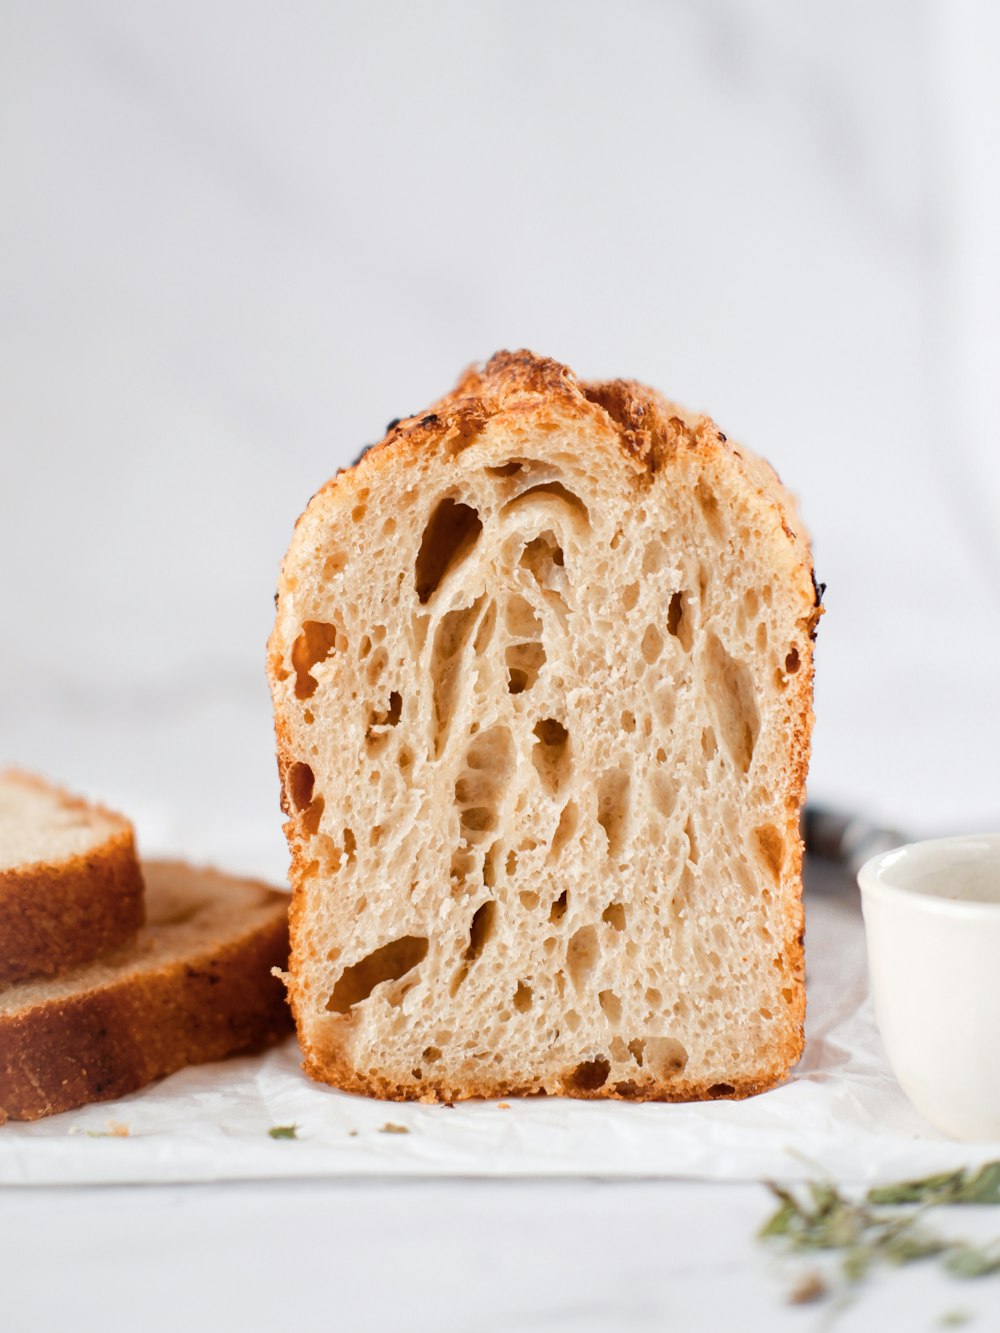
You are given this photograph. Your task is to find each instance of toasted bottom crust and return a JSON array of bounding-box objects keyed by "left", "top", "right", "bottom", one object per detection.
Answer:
[
  {"left": 0, "top": 830, "right": 145, "bottom": 988},
  {"left": 297, "top": 1042, "right": 801, "bottom": 1104},
  {"left": 0, "top": 910, "right": 291, "bottom": 1123}
]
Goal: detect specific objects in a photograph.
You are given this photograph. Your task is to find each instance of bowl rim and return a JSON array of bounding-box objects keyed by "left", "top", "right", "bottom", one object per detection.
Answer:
[{"left": 858, "top": 832, "right": 1000, "bottom": 917}]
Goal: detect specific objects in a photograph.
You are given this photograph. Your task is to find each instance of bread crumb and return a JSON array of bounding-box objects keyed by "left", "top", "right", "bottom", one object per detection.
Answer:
[
  {"left": 268, "top": 1124, "right": 298, "bottom": 1140},
  {"left": 787, "top": 1271, "right": 826, "bottom": 1305},
  {"left": 379, "top": 1122, "right": 409, "bottom": 1134},
  {"left": 497, "top": 1102, "right": 511, "bottom": 1110},
  {"left": 85, "top": 1120, "right": 130, "bottom": 1138}
]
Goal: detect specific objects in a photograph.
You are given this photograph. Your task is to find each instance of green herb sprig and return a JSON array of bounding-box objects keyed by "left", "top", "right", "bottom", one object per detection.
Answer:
[{"left": 759, "top": 1162, "right": 1000, "bottom": 1306}]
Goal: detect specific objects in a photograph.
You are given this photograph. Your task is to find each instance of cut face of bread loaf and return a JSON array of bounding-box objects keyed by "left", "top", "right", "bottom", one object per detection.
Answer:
[
  {"left": 0, "top": 861, "right": 291, "bottom": 1121},
  {"left": 0, "top": 771, "right": 145, "bottom": 987},
  {"left": 269, "top": 351, "right": 820, "bottom": 1102}
]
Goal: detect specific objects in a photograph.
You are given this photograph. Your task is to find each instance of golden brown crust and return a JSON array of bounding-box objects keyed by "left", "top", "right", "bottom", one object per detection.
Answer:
[
  {"left": 0, "top": 771, "right": 145, "bottom": 988},
  {"left": 0, "top": 869, "right": 292, "bottom": 1123},
  {"left": 269, "top": 349, "right": 820, "bottom": 1104}
]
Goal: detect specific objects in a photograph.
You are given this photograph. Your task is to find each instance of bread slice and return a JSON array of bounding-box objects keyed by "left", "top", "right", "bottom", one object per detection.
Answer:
[
  {"left": 0, "top": 770, "right": 145, "bottom": 987},
  {"left": 268, "top": 350, "right": 821, "bottom": 1103},
  {"left": 0, "top": 861, "right": 291, "bottom": 1122}
]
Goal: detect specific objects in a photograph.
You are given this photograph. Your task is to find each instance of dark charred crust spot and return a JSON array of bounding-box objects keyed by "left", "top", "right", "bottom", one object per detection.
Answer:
[
  {"left": 386, "top": 418, "right": 402, "bottom": 433},
  {"left": 273, "top": 591, "right": 279, "bottom": 608},
  {"left": 580, "top": 379, "right": 679, "bottom": 474},
  {"left": 420, "top": 413, "right": 440, "bottom": 428},
  {"left": 809, "top": 572, "right": 826, "bottom": 641},
  {"left": 717, "top": 431, "right": 727, "bottom": 443}
]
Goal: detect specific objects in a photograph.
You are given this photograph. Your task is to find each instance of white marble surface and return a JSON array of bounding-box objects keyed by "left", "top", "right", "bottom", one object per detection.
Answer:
[{"left": 2, "top": 2, "right": 1000, "bottom": 1329}]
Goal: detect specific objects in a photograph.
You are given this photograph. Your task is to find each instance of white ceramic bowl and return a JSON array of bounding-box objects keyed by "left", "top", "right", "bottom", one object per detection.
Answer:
[{"left": 858, "top": 834, "right": 1000, "bottom": 1140}]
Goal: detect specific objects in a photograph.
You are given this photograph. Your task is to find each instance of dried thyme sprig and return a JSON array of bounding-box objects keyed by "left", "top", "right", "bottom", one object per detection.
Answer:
[{"left": 759, "top": 1163, "right": 1000, "bottom": 1303}]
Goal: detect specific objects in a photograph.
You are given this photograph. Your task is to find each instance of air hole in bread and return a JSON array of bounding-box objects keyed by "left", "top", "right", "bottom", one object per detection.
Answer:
[
  {"left": 646, "top": 987, "right": 663, "bottom": 1010},
  {"left": 472, "top": 600, "right": 498, "bottom": 655},
  {"left": 641, "top": 624, "right": 663, "bottom": 664},
  {"left": 520, "top": 531, "right": 565, "bottom": 578},
  {"left": 453, "top": 901, "right": 498, "bottom": 997},
  {"left": 707, "top": 1082, "right": 736, "bottom": 1097},
  {"left": 703, "top": 634, "right": 759, "bottom": 774},
  {"left": 620, "top": 710, "right": 636, "bottom": 733},
  {"left": 461, "top": 806, "right": 497, "bottom": 835},
  {"left": 754, "top": 824, "right": 785, "bottom": 884},
  {"left": 415, "top": 498, "right": 482, "bottom": 603},
  {"left": 430, "top": 597, "right": 487, "bottom": 756},
  {"left": 642, "top": 541, "right": 666, "bottom": 575},
  {"left": 566, "top": 1056, "right": 610, "bottom": 1091},
  {"left": 465, "top": 900, "right": 496, "bottom": 961},
  {"left": 369, "top": 691, "right": 402, "bottom": 728},
  {"left": 286, "top": 761, "right": 315, "bottom": 812},
  {"left": 322, "top": 550, "right": 347, "bottom": 578},
  {"left": 650, "top": 771, "right": 677, "bottom": 820},
  {"left": 548, "top": 800, "right": 578, "bottom": 861},
  {"left": 567, "top": 925, "right": 599, "bottom": 991},
  {"left": 506, "top": 641, "right": 546, "bottom": 694},
  {"left": 596, "top": 768, "right": 631, "bottom": 858},
  {"left": 343, "top": 828, "right": 357, "bottom": 862},
  {"left": 422, "top": 1045, "right": 442, "bottom": 1063},
  {"left": 482, "top": 841, "right": 501, "bottom": 889},
  {"left": 696, "top": 480, "right": 725, "bottom": 538},
  {"left": 667, "top": 590, "right": 693, "bottom": 651},
  {"left": 598, "top": 989, "right": 621, "bottom": 1025},
  {"left": 684, "top": 816, "right": 699, "bottom": 865},
  {"left": 513, "top": 981, "right": 533, "bottom": 1012},
  {"left": 326, "top": 935, "right": 429, "bottom": 1013},
  {"left": 531, "top": 718, "right": 570, "bottom": 796},
  {"left": 622, "top": 582, "right": 639, "bottom": 612},
  {"left": 647, "top": 1036, "right": 688, "bottom": 1077},
  {"left": 302, "top": 794, "right": 325, "bottom": 836},
  {"left": 486, "top": 460, "right": 524, "bottom": 477},
  {"left": 291, "top": 621, "right": 341, "bottom": 699},
  {"left": 519, "top": 890, "right": 539, "bottom": 910},
  {"left": 503, "top": 481, "right": 589, "bottom": 525},
  {"left": 627, "top": 1038, "right": 645, "bottom": 1066},
  {"left": 602, "top": 901, "right": 626, "bottom": 932},
  {"left": 785, "top": 647, "right": 800, "bottom": 675},
  {"left": 564, "top": 1008, "right": 581, "bottom": 1033},
  {"left": 549, "top": 890, "right": 568, "bottom": 923}
]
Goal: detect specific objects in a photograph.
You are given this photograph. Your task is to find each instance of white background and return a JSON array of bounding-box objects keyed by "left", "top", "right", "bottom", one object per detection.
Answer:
[{"left": 2, "top": 3, "right": 999, "bottom": 1329}]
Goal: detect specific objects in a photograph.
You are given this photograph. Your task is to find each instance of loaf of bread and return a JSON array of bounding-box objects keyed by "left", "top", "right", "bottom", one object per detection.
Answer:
[
  {"left": 0, "top": 861, "right": 291, "bottom": 1121},
  {"left": 269, "top": 350, "right": 821, "bottom": 1102},
  {"left": 0, "top": 770, "right": 145, "bottom": 987}
]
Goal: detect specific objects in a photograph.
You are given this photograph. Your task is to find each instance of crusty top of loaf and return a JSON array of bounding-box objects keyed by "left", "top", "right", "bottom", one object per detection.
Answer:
[{"left": 332, "top": 350, "right": 818, "bottom": 612}]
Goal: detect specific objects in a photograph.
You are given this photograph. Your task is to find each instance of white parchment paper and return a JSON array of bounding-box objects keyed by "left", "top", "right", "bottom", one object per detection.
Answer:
[{"left": 3, "top": 861, "right": 997, "bottom": 1187}]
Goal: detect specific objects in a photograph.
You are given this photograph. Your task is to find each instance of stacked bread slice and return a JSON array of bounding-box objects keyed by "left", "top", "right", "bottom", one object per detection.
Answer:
[{"left": 0, "top": 771, "right": 291, "bottom": 1122}]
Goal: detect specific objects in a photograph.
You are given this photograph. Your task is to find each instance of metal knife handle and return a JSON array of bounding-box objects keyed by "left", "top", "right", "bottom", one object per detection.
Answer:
[{"left": 803, "top": 805, "right": 908, "bottom": 881}]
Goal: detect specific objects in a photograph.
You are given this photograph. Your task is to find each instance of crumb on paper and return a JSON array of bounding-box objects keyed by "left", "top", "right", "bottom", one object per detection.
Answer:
[
  {"left": 348, "top": 1129, "right": 358, "bottom": 1137},
  {"left": 268, "top": 1124, "right": 298, "bottom": 1140},
  {"left": 787, "top": 1271, "right": 827, "bottom": 1306},
  {"left": 86, "top": 1120, "right": 130, "bottom": 1138},
  {"left": 939, "top": 1312, "right": 973, "bottom": 1328},
  {"left": 497, "top": 1102, "right": 511, "bottom": 1110},
  {"left": 379, "top": 1122, "right": 409, "bottom": 1134}
]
